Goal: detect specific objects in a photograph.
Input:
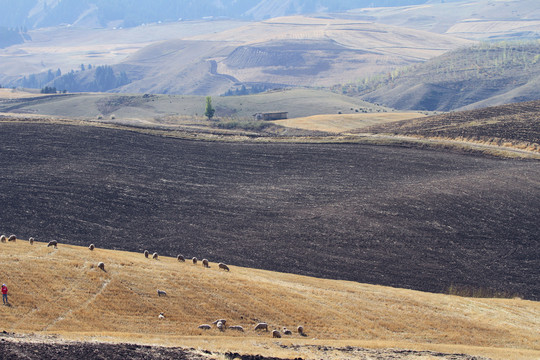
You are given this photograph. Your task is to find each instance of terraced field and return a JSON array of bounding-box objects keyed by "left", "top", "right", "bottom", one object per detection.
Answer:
[{"left": 0, "top": 121, "right": 538, "bottom": 300}]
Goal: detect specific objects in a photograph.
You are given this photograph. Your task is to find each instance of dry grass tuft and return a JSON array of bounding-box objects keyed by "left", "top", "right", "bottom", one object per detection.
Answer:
[{"left": 0, "top": 240, "right": 538, "bottom": 360}]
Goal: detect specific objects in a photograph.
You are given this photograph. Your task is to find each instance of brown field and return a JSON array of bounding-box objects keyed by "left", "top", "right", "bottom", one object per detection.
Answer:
[
  {"left": 0, "top": 88, "right": 46, "bottom": 99},
  {"left": 274, "top": 112, "right": 427, "bottom": 133},
  {"left": 0, "top": 240, "right": 538, "bottom": 360}
]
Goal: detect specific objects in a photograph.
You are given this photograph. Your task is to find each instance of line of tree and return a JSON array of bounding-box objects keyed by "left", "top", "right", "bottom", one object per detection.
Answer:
[{"left": 16, "top": 64, "right": 129, "bottom": 92}]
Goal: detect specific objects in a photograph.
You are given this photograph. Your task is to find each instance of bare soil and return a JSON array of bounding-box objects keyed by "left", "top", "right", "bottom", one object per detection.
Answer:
[
  {"left": 0, "top": 333, "right": 490, "bottom": 360},
  {"left": 0, "top": 122, "right": 538, "bottom": 300}
]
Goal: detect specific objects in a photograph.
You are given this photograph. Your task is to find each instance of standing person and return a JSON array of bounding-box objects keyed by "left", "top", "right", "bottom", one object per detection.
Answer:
[{"left": 1, "top": 284, "right": 7, "bottom": 305}]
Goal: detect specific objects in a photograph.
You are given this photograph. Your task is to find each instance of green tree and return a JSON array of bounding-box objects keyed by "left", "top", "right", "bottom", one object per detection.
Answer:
[{"left": 204, "top": 96, "right": 215, "bottom": 120}]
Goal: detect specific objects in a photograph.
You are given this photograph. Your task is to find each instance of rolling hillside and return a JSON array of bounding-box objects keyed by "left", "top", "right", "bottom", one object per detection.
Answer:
[
  {"left": 0, "top": 121, "right": 538, "bottom": 301},
  {"left": 356, "top": 41, "right": 540, "bottom": 111},
  {"left": 0, "top": 240, "right": 538, "bottom": 360}
]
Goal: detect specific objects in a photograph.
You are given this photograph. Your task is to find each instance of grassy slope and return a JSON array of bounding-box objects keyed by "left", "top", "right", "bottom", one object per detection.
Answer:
[
  {"left": 0, "top": 240, "right": 538, "bottom": 360},
  {"left": 357, "top": 41, "right": 540, "bottom": 111},
  {"left": 359, "top": 99, "right": 540, "bottom": 152},
  {"left": 0, "top": 89, "right": 389, "bottom": 120}
]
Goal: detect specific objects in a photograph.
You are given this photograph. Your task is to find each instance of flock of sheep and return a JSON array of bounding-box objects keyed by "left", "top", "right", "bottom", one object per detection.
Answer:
[
  {"left": 2, "top": 235, "right": 304, "bottom": 338},
  {"left": 193, "top": 319, "right": 306, "bottom": 339}
]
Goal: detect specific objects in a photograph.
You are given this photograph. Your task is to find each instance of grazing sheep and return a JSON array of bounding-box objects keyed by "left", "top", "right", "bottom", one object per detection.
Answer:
[
  {"left": 144, "top": 250, "right": 149, "bottom": 258},
  {"left": 158, "top": 312, "right": 165, "bottom": 319},
  {"left": 88, "top": 244, "right": 95, "bottom": 251},
  {"left": 29, "top": 237, "right": 34, "bottom": 245},
  {"left": 192, "top": 257, "right": 197, "bottom": 264},
  {"left": 216, "top": 321, "right": 224, "bottom": 331},
  {"left": 97, "top": 262, "right": 105, "bottom": 271},
  {"left": 0, "top": 235, "right": 5, "bottom": 243},
  {"left": 47, "top": 240, "right": 58, "bottom": 248},
  {"left": 152, "top": 252, "right": 158, "bottom": 260},
  {"left": 297, "top": 325, "right": 305, "bottom": 336},
  {"left": 177, "top": 254, "right": 185, "bottom": 262},
  {"left": 218, "top": 263, "right": 230, "bottom": 271},
  {"left": 229, "top": 325, "right": 244, "bottom": 332},
  {"left": 212, "top": 319, "right": 226, "bottom": 325},
  {"left": 202, "top": 259, "right": 209, "bottom": 268},
  {"left": 283, "top": 327, "right": 292, "bottom": 335},
  {"left": 198, "top": 324, "right": 211, "bottom": 330},
  {"left": 157, "top": 289, "right": 167, "bottom": 297},
  {"left": 254, "top": 322, "right": 268, "bottom": 331},
  {"left": 272, "top": 330, "right": 281, "bottom": 338},
  {"left": 8, "top": 235, "right": 16, "bottom": 242}
]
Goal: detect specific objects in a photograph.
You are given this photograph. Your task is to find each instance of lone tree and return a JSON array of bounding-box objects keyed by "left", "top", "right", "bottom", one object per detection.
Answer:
[{"left": 205, "top": 96, "right": 215, "bottom": 120}]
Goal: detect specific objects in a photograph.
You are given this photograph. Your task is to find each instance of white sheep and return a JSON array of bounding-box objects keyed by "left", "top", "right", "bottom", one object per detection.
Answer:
[
  {"left": 218, "top": 263, "right": 230, "bottom": 271},
  {"left": 192, "top": 257, "right": 197, "bottom": 264},
  {"left": 158, "top": 312, "right": 165, "bottom": 319},
  {"left": 177, "top": 254, "right": 185, "bottom": 262},
  {"left": 88, "top": 244, "right": 95, "bottom": 250},
  {"left": 0, "top": 235, "right": 5, "bottom": 243},
  {"left": 283, "top": 327, "right": 292, "bottom": 335},
  {"left": 198, "top": 324, "right": 211, "bottom": 330},
  {"left": 212, "top": 319, "right": 226, "bottom": 325},
  {"left": 8, "top": 235, "right": 16, "bottom": 242},
  {"left": 272, "top": 330, "right": 281, "bottom": 338},
  {"left": 47, "top": 240, "right": 58, "bottom": 248},
  {"left": 144, "top": 250, "right": 149, "bottom": 258},
  {"left": 152, "top": 252, "right": 158, "bottom": 260},
  {"left": 97, "top": 262, "right": 105, "bottom": 271},
  {"left": 297, "top": 325, "right": 305, "bottom": 336},
  {"left": 216, "top": 321, "right": 224, "bottom": 331},
  {"left": 229, "top": 325, "right": 244, "bottom": 332},
  {"left": 254, "top": 322, "right": 268, "bottom": 331},
  {"left": 29, "top": 237, "right": 34, "bottom": 245},
  {"left": 157, "top": 289, "right": 167, "bottom": 297},
  {"left": 202, "top": 259, "right": 209, "bottom": 268}
]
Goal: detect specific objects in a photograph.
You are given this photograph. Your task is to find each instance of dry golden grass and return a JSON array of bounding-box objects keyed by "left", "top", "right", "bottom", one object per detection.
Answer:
[
  {"left": 0, "top": 240, "right": 538, "bottom": 359},
  {"left": 274, "top": 113, "right": 426, "bottom": 133},
  {"left": 0, "top": 88, "right": 46, "bottom": 99}
]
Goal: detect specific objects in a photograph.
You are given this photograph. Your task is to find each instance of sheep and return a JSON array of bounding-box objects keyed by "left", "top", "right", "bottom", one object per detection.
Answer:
[
  {"left": 177, "top": 254, "right": 185, "bottom": 262},
  {"left": 212, "top": 319, "right": 226, "bottom": 326},
  {"left": 157, "top": 289, "right": 167, "bottom": 297},
  {"left": 152, "top": 252, "right": 158, "bottom": 260},
  {"left": 283, "top": 327, "right": 292, "bottom": 335},
  {"left": 297, "top": 325, "right": 305, "bottom": 336},
  {"left": 218, "top": 263, "right": 230, "bottom": 271},
  {"left": 254, "top": 322, "right": 268, "bottom": 331},
  {"left": 272, "top": 330, "right": 281, "bottom": 338},
  {"left": 229, "top": 325, "right": 244, "bottom": 332},
  {"left": 8, "top": 235, "right": 16, "bottom": 242},
  {"left": 97, "top": 262, "right": 105, "bottom": 271},
  {"left": 29, "top": 237, "right": 34, "bottom": 245},
  {"left": 144, "top": 250, "right": 149, "bottom": 258},
  {"left": 192, "top": 257, "right": 197, "bottom": 264},
  {"left": 0, "top": 235, "right": 5, "bottom": 243},
  {"left": 216, "top": 321, "right": 224, "bottom": 332},
  {"left": 198, "top": 324, "right": 211, "bottom": 330},
  {"left": 88, "top": 243, "right": 95, "bottom": 251},
  {"left": 158, "top": 312, "right": 165, "bottom": 320},
  {"left": 202, "top": 259, "right": 209, "bottom": 268},
  {"left": 47, "top": 240, "right": 58, "bottom": 248}
]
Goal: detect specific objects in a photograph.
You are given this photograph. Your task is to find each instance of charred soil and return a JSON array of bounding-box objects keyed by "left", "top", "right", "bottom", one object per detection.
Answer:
[{"left": 0, "top": 122, "right": 538, "bottom": 299}]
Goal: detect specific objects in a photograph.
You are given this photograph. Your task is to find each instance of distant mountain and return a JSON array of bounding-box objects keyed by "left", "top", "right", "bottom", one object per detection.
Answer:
[
  {"left": 357, "top": 41, "right": 540, "bottom": 111},
  {"left": 0, "top": 0, "right": 452, "bottom": 29}
]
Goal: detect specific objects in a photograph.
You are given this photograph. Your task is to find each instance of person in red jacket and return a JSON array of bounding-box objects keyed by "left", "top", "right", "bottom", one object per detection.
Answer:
[{"left": 1, "top": 284, "right": 7, "bottom": 305}]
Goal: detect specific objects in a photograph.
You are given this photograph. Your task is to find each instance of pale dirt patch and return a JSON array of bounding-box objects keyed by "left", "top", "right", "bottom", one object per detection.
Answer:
[{"left": 274, "top": 112, "right": 427, "bottom": 133}]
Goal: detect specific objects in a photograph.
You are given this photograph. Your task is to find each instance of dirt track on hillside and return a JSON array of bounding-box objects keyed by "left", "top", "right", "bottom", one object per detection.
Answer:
[{"left": 0, "top": 122, "right": 538, "bottom": 299}]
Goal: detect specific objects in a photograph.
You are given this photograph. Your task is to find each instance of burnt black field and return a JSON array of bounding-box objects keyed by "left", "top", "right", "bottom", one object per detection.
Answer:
[{"left": 1, "top": 122, "right": 539, "bottom": 299}]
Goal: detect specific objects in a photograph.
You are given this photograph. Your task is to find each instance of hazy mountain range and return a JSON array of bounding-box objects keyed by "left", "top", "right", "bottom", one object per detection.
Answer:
[
  {"left": 1, "top": 0, "right": 539, "bottom": 111},
  {"left": 0, "top": 0, "right": 457, "bottom": 28}
]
